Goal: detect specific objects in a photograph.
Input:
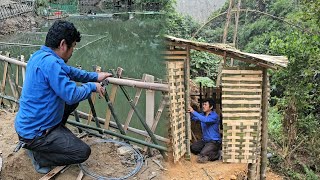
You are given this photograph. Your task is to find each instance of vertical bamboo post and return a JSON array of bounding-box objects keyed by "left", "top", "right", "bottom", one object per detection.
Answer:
[
  {"left": 145, "top": 74, "right": 155, "bottom": 128},
  {"left": 248, "top": 163, "right": 257, "bottom": 180},
  {"left": 260, "top": 68, "right": 269, "bottom": 180},
  {"left": 104, "top": 67, "right": 123, "bottom": 129},
  {"left": 185, "top": 46, "right": 191, "bottom": 160},
  {"left": 21, "top": 55, "right": 25, "bottom": 83},
  {"left": 15, "top": 57, "right": 19, "bottom": 87}
]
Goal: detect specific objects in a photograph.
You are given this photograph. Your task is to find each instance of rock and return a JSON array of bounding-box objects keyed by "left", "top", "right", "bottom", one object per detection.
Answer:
[
  {"left": 230, "top": 175, "right": 237, "bottom": 180},
  {"left": 219, "top": 176, "right": 224, "bottom": 179},
  {"left": 117, "top": 146, "right": 132, "bottom": 156}
]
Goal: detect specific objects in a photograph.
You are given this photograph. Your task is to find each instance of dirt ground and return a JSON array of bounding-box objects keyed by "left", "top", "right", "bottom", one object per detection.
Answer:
[
  {"left": 0, "top": 110, "right": 165, "bottom": 180},
  {"left": 0, "top": 110, "right": 283, "bottom": 180}
]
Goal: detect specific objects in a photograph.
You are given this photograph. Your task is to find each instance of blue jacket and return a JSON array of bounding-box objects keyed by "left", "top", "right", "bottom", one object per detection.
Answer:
[
  {"left": 15, "top": 46, "right": 98, "bottom": 139},
  {"left": 191, "top": 111, "right": 221, "bottom": 142}
]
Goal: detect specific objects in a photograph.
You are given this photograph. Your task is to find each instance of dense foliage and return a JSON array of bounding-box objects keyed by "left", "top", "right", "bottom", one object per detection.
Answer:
[{"left": 166, "top": 0, "right": 320, "bottom": 179}]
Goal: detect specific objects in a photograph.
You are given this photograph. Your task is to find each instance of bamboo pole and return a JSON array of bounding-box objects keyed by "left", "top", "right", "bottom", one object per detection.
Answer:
[
  {"left": 67, "top": 120, "right": 168, "bottom": 152},
  {"left": 118, "top": 84, "right": 166, "bottom": 158},
  {"left": 87, "top": 66, "right": 101, "bottom": 125},
  {"left": 248, "top": 163, "right": 256, "bottom": 180},
  {"left": 107, "top": 77, "right": 169, "bottom": 92},
  {"left": 75, "top": 110, "right": 169, "bottom": 143},
  {"left": 103, "top": 90, "right": 126, "bottom": 135},
  {"left": 222, "top": 0, "right": 233, "bottom": 44},
  {"left": 185, "top": 46, "right": 191, "bottom": 160},
  {"left": 260, "top": 68, "right": 269, "bottom": 180},
  {"left": 231, "top": 0, "right": 241, "bottom": 66},
  {"left": 21, "top": 55, "right": 25, "bottom": 83},
  {"left": 0, "top": 59, "right": 9, "bottom": 106},
  {"left": 0, "top": 55, "right": 169, "bottom": 91},
  {"left": 104, "top": 67, "right": 122, "bottom": 129},
  {"left": 123, "top": 74, "right": 147, "bottom": 132},
  {"left": 216, "top": 0, "right": 233, "bottom": 87}
]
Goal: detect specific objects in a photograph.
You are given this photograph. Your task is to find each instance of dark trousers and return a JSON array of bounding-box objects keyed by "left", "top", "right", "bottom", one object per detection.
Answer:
[
  {"left": 190, "top": 140, "right": 221, "bottom": 161},
  {"left": 19, "top": 103, "right": 91, "bottom": 167}
]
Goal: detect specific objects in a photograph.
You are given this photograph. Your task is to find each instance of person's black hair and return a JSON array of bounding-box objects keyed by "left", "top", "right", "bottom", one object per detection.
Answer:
[
  {"left": 45, "top": 20, "right": 81, "bottom": 49},
  {"left": 203, "top": 98, "right": 215, "bottom": 110}
]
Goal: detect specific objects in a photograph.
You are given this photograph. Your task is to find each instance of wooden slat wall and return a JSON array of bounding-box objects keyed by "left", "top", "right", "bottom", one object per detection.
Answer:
[
  {"left": 222, "top": 67, "right": 263, "bottom": 163},
  {"left": 166, "top": 49, "right": 187, "bottom": 163}
]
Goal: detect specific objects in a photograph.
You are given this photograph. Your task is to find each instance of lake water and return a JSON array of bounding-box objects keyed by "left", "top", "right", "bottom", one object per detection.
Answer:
[{"left": 0, "top": 13, "right": 167, "bottom": 139}]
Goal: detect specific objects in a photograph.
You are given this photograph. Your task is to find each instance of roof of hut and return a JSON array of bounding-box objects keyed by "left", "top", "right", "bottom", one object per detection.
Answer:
[{"left": 165, "top": 35, "right": 288, "bottom": 69}]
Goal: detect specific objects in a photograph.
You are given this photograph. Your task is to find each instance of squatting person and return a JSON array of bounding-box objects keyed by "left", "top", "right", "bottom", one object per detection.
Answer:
[
  {"left": 188, "top": 98, "right": 221, "bottom": 163},
  {"left": 14, "top": 20, "right": 112, "bottom": 173}
]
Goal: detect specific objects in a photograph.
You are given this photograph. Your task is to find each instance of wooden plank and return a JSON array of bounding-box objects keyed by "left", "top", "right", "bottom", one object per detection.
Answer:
[
  {"left": 223, "top": 88, "right": 262, "bottom": 92},
  {"left": 144, "top": 97, "right": 166, "bottom": 151},
  {"left": 104, "top": 67, "right": 123, "bottom": 129},
  {"left": 222, "top": 100, "right": 261, "bottom": 104},
  {"left": 222, "top": 70, "right": 262, "bottom": 75},
  {"left": 76, "top": 170, "right": 84, "bottom": 180},
  {"left": 15, "top": 61, "right": 19, "bottom": 87},
  {"left": 222, "top": 77, "right": 262, "bottom": 81},
  {"left": 222, "top": 83, "right": 261, "bottom": 87},
  {"left": 0, "top": 59, "right": 9, "bottom": 105},
  {"left": 222, "top": 94, "right": 261, "bottom": 99},
  {"left": 222, "top": 107, "right": 261, "bottom": 112},
  {"left": 145, "top": 74, "right": 155, "bottom": 128},
  {"left": 7, "top": 67, "right": 18, "bottom": 111},
  {"left": 164, "top": 56, "right": 186, "bottom": 60},
  {"left": 162, "top": 51, "right": 187, "bottom": 55},
  {"left": 123, "top": 74, "right": 147, "bottom": 132},
  {"left": 223, "top": 113, "right": 261, "bottom": 118},
  {"left": 21, "top": 55, "right": 25, "bottom": 83},
  {"left": 39, "top": 166, "right": 65, "bottom": 180},
  {"left": 104, "top": 84, "right": 118, "bottom": 129}
]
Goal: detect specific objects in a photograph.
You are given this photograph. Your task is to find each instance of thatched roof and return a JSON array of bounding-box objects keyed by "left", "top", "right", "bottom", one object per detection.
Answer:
[{"left": 165, "top": 35, "right": 288, "bottom": 69}]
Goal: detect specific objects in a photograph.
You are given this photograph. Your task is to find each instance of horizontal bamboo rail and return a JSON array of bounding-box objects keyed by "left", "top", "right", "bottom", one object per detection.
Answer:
[{"left": 0, "top": 55, "right": 169, "bottom": 92}]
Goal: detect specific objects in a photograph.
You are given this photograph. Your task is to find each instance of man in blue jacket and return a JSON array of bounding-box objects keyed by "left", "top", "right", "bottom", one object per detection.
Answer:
[
  {"left": 14, "top": 20, "right": 112, "bottom": 173},
  {"left": 188, "top": 98, "right": 221, "bottom": 163}
]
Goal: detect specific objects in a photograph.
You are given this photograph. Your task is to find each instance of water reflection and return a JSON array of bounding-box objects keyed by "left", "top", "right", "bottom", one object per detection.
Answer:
[{"left": 0, "top": 13, "right": 167, "bottom": 139}]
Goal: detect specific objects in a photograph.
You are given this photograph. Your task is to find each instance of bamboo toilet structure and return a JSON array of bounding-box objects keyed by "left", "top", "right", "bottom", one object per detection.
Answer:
[{"left": 164, "top": 35, "right": 288, "bottom": 180}]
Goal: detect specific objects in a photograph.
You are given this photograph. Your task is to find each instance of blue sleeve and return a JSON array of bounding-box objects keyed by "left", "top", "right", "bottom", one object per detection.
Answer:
[
  {"left": 190, "top": 113, "right": 200, "bottom": 121},
  {"left": 191, "top": 111, "right": 219, "bottom": 123},
  {"left": 66, "top": 66, "right": 98, "bottom": 83},
  {"left": 47, "top": 62, "right": 97, "bottom": 105}
]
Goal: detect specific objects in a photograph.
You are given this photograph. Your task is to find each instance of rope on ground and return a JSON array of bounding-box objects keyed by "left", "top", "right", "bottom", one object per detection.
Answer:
[{"left": 78, "top": 138, "right": 144, "bottom": 180}]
